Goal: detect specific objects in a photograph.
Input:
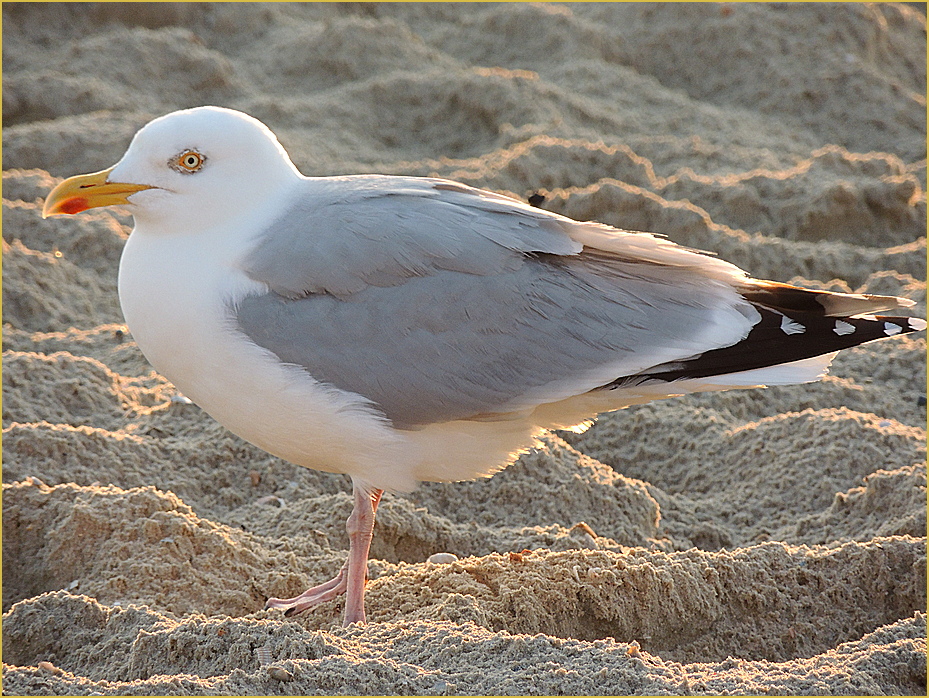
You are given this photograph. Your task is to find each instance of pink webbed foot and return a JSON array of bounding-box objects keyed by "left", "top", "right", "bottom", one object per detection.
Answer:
[
  {"left": 265, "top": 480, "right": 383, "bottom": 626},
  {"left": 265, "top": 561, "right": 349, "bottom": 616}
]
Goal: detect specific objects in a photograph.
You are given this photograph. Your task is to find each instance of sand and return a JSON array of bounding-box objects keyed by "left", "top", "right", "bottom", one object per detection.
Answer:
[{"left": 2, "top": 2, "right": 926, "bottom": 695}]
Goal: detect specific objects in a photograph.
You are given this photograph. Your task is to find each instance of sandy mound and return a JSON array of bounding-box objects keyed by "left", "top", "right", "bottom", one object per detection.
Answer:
[{"left": 3, "top": 3, "right": 926, "bottom": 695}]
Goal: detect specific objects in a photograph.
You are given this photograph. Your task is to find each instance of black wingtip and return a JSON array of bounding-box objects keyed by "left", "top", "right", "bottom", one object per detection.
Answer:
[{"left": 606, "top": 309, "right": 924, "bottom": 388}]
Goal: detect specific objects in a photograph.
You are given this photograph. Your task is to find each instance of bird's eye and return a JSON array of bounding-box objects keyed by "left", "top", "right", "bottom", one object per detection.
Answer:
[{"left": 170, "top": 150, "right": 206, "bottom": 174}]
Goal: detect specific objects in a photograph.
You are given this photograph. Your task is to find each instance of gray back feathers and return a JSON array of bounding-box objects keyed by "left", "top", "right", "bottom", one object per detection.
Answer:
[{"left": 237, "top": 176, "right": 756, "bottom": 428}]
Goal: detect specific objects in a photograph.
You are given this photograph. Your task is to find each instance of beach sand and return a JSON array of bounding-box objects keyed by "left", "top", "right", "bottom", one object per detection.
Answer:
[{"left": 2, "top": 2, "right": 926, "bottom": 695}]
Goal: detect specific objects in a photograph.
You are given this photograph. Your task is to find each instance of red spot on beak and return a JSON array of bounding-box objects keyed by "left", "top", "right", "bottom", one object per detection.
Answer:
[{"left": 59, "top": 198, "right": 89, "bottom": 215}]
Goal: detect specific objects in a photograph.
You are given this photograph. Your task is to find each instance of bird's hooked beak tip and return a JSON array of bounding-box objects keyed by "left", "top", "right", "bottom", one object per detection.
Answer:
[{"left": 42, "top": 166, "right": 153, "bottom": 218}]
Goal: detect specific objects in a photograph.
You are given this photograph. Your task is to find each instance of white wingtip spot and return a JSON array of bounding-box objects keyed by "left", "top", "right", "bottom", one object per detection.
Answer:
[
  {"left": 908, "top": 317, "right": 927, "bottom": 331},
  {"left": 780, "top": 315, "right": 806, "bottom": 335},
  {"left": 883, "top": 322, "right": 902, "bottom": 336},
  {"left": 833, "top": 320, "right": 856, "bottom": 336}
]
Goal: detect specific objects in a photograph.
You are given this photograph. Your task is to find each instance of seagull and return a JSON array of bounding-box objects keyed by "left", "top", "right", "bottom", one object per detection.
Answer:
[{"left": 43, "top": 106, "right": 925, "bottom": 626}]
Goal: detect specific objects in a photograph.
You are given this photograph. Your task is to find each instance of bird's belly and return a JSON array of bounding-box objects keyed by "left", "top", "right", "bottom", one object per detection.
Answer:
[{"left": 117, "top": 235, "right": 407, "bottom": 484}]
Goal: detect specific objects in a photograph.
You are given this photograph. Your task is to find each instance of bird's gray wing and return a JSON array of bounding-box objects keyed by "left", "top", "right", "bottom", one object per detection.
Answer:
[
  {"left": 243, "top": 176, "right": 583, "bottom": 298},
  {"left": 237, "top": 176, "right": 756, "bottom": 428}
]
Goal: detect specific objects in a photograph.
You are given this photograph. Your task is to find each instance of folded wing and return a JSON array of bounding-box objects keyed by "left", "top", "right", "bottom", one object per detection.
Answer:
[{"left": 237, "top": 176, "right": 922, "bottom": 429}]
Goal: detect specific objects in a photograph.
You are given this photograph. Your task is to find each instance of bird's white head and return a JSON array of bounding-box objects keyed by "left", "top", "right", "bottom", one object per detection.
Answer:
[{"left": 43, "top": 106, "right": 303, "bottom": 235}]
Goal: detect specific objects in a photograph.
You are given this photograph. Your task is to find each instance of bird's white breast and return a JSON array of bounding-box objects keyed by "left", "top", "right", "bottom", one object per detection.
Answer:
[{"left": 117, "top": 220, "right": 411, "bottom": 489}]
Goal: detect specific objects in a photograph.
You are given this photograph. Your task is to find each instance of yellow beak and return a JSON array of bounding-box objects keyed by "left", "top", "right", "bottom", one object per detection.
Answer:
[{"left": 42, "top": 166, "right": 154, "bottom": 218}]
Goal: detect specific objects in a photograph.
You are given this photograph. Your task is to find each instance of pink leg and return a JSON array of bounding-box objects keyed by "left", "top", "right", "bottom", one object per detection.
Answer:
[{"left": 265, "top": 480, "right": 383, "bottom": 626}]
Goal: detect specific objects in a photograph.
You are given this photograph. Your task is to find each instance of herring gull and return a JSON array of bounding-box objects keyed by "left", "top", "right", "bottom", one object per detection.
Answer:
[{"left": 43, "top": 106, "right": 926, "bottom": 626}]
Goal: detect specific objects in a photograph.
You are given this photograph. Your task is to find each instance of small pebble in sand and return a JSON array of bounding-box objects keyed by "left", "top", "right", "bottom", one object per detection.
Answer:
[
  {"left": 267, "top": 665, "right": 294, "bottom": 681},
  {"left": 571, "top": 521, "right": 598, "bottom": 538},
  {"left": 527, "top": 191, "right": 546, "bottom": 208},
  {"left": 37, "top": 661, "right": 64, "bottom": 675},
  {"left": 427, "top": 552, "right": 458, "bottom": 564},
  {"left": 249, "top": 470, "right": 261, "bottom": 486},
  {"left": 255, "top": 495, "right": 286, "bottom": 507}
]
